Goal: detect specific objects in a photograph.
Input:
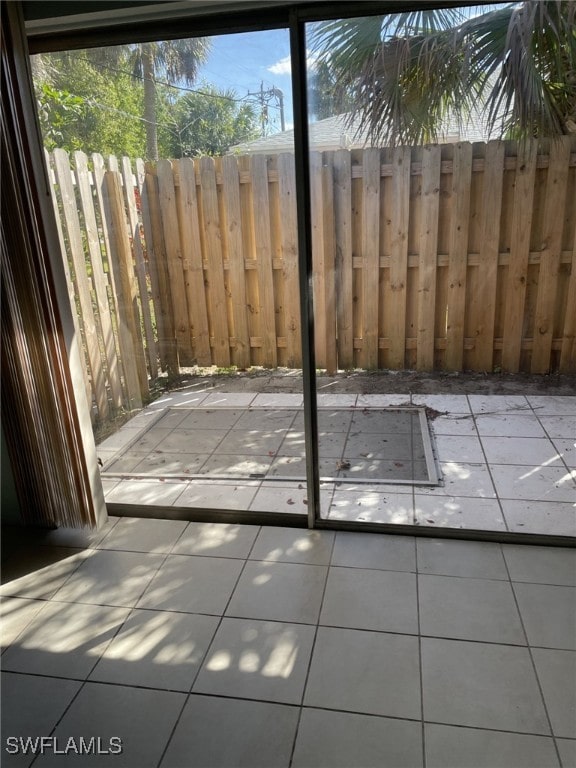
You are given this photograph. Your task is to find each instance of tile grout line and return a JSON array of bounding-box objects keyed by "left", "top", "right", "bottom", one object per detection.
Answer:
[
  {"left": 7, "top": 660, "right": 561, "bottom": 749},
  {"left": 410, "top": 394, "right": 418, "bottom": 527},
  {"left": 502, "top": 546, "right": 564, "bottom": 767},
  {"left": 6, "top": 526, "right": 572, "bottom": 764},
  {"left": 327, "top": 405, "right": 356, "bottom": 521},
  {"left": 288, "top": 531, "right": 337, "bottom": 768},
  {"left": 155, "top": 524, "right": 263, "bottom": 768},
  {"left": 530, "top": 401, "right": 576, "bottom": 485},
  {"left": 0, "top": 597, "right": 51, "bottom": 658},
  {"left": 25, "top": 539, "right": 168, "bottom": 768},
  {"left": 415, "top": 535, "right": 427, "bottom": 768},
  {"left": 465, "top": 393, "right": 511, "bottom": 533}
]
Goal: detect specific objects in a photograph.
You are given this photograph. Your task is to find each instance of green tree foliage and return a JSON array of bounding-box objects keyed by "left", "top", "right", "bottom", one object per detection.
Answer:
[
  {"left": 168, "top": 84, "right": 259, "bottom": 157},
  {"left": 32, "top": 40, "right": 211, "bottom": 159},
  {"left": 311, "top": 1, "right": 576, "bottom": 146},
  {"left": 32, "top": 50, "right": 147, "bottom": 156},
  {"left": 36, "top": 84, "right": 84, "bottom": 150},
  {"left": 119, "top": 39, "right": 211, "bottom": 160},
  {"left": 308, "top": 60, "right": 353, "bottom": 121}
]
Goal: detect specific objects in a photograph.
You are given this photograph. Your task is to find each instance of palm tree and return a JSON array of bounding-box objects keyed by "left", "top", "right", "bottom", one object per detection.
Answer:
[
  {"left": 34, "top": 39, "right": 211, "bottom": 159},
  {"left": 308, "top": 59, "right": 353, "bottom": 121},
  {"left": 129, "top": 39, "right": 211, "bottom": 160},
  {"left": 310, "top": 2, "right": 576, "bottom": 146}
]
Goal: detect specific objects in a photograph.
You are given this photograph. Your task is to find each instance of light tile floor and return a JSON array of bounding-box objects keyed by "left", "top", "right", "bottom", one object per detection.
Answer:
[
  {"left": 1, "top": 521, "right": 575, "bottom": 767},
  {"left": 99, "top": 392, "right": 576, "bottom": 537}
]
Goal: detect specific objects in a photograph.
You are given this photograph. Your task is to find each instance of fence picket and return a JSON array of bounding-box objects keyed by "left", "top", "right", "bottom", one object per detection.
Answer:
[
  {"left": 93, "top": 153, "right": 137, "bottom": 405},
  {"left": 333, "top": 149, "right": 353, "bottom": 369},
  {"left": 388, "top": 146, "right": 412, "bottom": 369},
  {"left": 501, "top": 141, "right": 538, "bottom": 373},
  {"left": 53, "top": 149, "right": 108, "bottom": 419},
  {"left": 143, "top": 164, "right": 177, "bottom": 373},
  {"left": 559, "top": 214, "right": 576, "bottom": 372},
  {"left": 417, "top": 145, "right": 441, "bottom": 371},
  {"left": 136, "top": 158, "right": 165, "bottom": 374},
  {"left": 531, "top": 136, "right": 571, "bottom": 373},
  {"left": 173, "top": 158, "right": 211, "bottom": 366},
  {"left": 249, "top": 154, "right": 276, "bottom": 367},
  {"left": 74, "top": 151, "right": 122, "bottom": 412},
  {"left": 121, "top": 156, "right": 157, "bottom": 378},
  {"left": 277, "top": 153, "right": 301, "bottom": 368},
  {"left": 46, "top": 150, "right": 93, "bottom": 415},
  {"left": 105, "top": 170, "right": 147, "bottom": 406},
  {"left": 199, "top": 156, "right": 231, "bottom": 366},
  {"left": 445, "top": 142, "right": 473, "bottom": 371},
  {"left": 362, "top": 147, "right": 381, "bottom": 369},
  {"left": 221, "top": 155, "right": 250, "bottom": 368},
  {"left": 45, "top": 138, "right": 575, "bottom": 411},
  {"left": 156, "top": 159, "right": 194, "bottom": 366},
  {"left": 323, "top": 158, "right": 337, "bottom": 374},
  {"left": 310, "top": 151, "right": 327, "bottom": 367},
  {"left": 474, "top": 140, "right": 505, "bottom": 371}
]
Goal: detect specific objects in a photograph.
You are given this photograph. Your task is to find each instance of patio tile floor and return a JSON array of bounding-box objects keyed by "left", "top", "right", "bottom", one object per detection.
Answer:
[
  {"left": 2, "top": 523, "right": 574, "bottom": 767},
  {"left": 98, "top": 391, "right": 576, "bottom": 538}
]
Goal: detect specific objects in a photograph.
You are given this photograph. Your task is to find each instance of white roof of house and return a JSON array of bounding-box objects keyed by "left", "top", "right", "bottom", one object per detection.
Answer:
[
  {"left": 230, "top": 109, "right": 498, "bottom": 155},
  {"left": 230, "top": 114, "right": 369, "bottom": 154}
]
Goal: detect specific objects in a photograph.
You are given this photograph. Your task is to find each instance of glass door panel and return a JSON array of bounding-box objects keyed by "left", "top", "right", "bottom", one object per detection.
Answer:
[
  {"left": 32, "top": 28, "right": 309, "bottom": 519},
  {"left": 304, "top": 9, "right": 514, "bottom": 530}
]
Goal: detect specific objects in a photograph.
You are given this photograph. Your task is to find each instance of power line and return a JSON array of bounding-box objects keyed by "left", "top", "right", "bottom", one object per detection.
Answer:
[
  {"left": 40, "top": 92, "right": 260, "bottom": 150},
  {"left": 38, "top": 57, "right": 285, "bottom": 144},
  {"left": 39, "top": 52, "right": 283, "bottom": 112},
  {"left": 88, "top": 58, "right": 252, "bottom": 104}
]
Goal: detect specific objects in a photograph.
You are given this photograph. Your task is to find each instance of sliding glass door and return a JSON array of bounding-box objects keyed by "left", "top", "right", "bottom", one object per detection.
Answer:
[
  {"left": 26, "top": 2, "right": 574, "bottom": 538},
  {"left": 31, "top": 28, "right": 311, "bottom": 520}
]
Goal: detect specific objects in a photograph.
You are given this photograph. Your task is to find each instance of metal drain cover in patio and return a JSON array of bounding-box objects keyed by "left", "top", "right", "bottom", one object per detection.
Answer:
[{"left": 104, "top": 406, "right": 440, "bottom": 486}]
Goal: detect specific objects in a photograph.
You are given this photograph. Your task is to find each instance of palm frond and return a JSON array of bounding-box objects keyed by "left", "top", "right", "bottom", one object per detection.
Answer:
[
  {"left": 312, "top": 1, "right": 576, "bottom": 145},
  {"left": 154, "top": 38, "right": 211, "bottom": 85}
]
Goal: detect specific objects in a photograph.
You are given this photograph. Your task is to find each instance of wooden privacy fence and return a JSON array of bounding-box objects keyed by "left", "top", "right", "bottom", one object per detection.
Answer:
[{"left": 46, "top": 138, "right": 576, "bottom": 422}]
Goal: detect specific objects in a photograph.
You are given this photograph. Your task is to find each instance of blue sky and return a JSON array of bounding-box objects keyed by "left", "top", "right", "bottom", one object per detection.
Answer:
[
  {"left": 196, "top": 29, "right": 296, "bottom": 132},
  {"left": 193, "top": 5, "right": 506, "bottom": 137}
]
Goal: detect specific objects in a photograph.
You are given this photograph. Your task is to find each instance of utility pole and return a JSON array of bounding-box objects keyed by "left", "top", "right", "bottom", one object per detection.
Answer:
[
  {"left": 272, "top": 86, "right": 286, "bottom": 131},
  {"left": 246, "top": 82, "right": 286, "bottom": 135}
]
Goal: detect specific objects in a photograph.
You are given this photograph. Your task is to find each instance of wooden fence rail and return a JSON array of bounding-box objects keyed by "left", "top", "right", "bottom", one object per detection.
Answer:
[{"left": 45, "top": 137, "right": 576, "bottom": 423}]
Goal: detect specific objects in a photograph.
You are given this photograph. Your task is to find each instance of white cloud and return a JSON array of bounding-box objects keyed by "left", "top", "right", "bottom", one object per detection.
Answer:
[
  {"left": 268, "top": 51, "right": 318, "bottom": 75},
  {"left": 268, "top": 55, "right": 291, "bottom": 75}
]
